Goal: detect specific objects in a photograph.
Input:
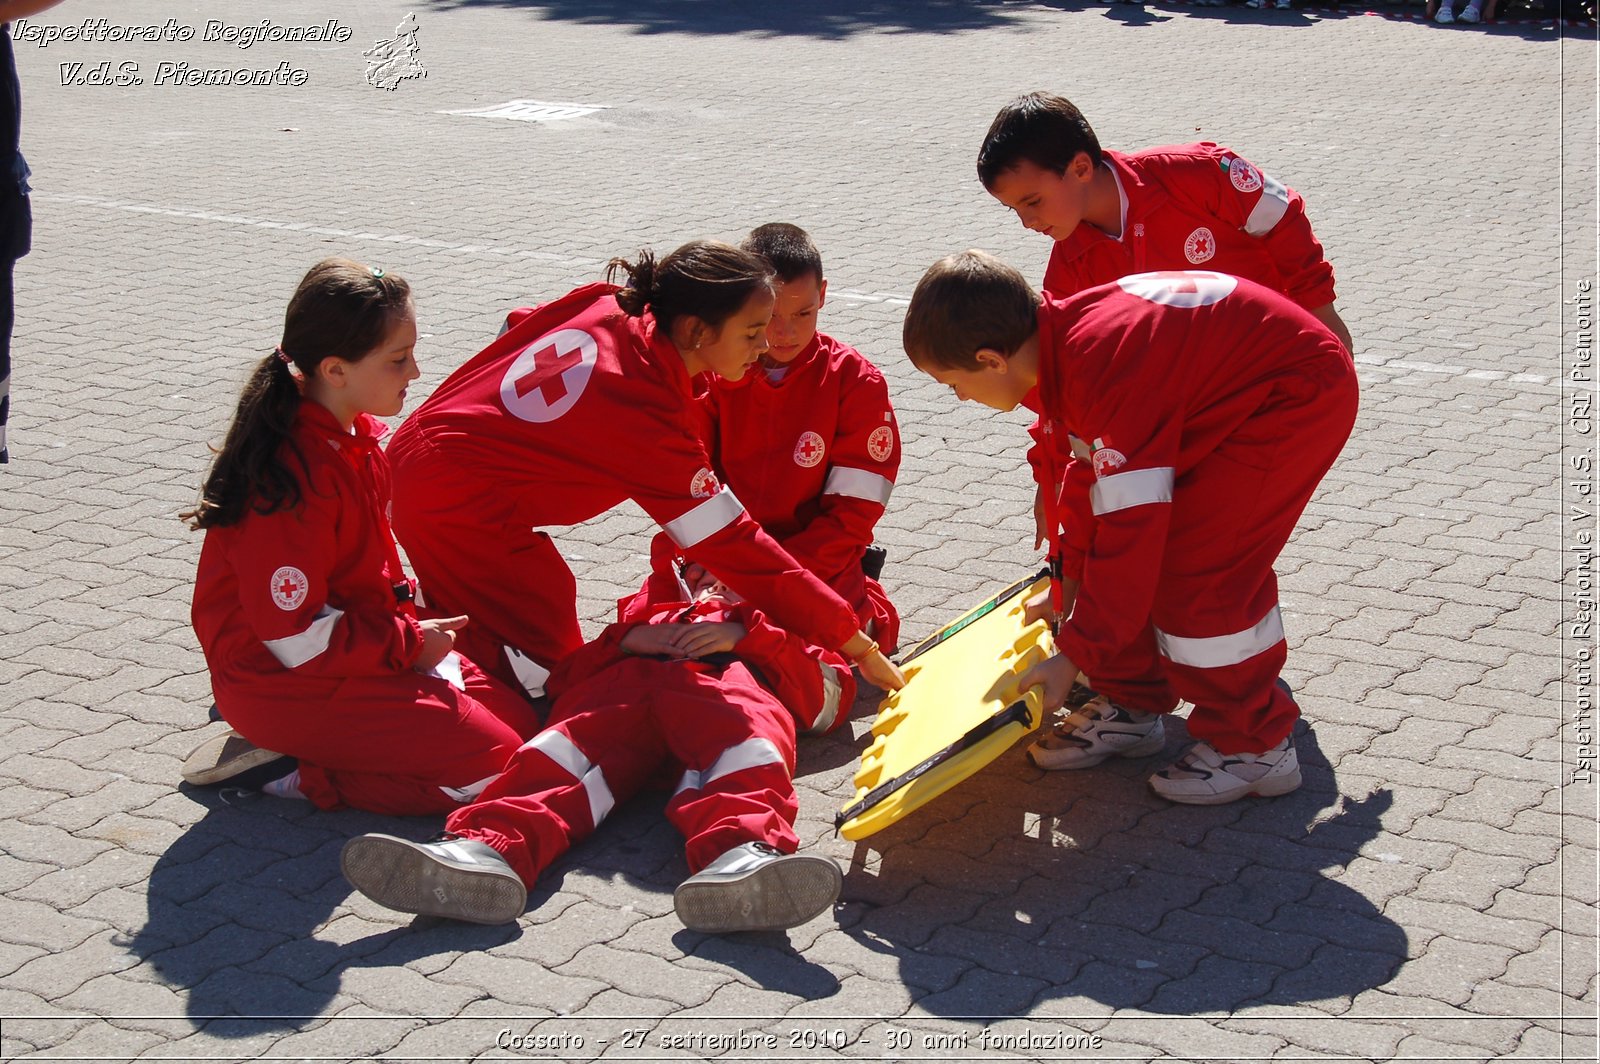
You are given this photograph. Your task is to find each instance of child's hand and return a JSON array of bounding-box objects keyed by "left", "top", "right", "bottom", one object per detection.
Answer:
[
  {"left": 857, "top": 647, "right": 906, "bottom": 691},
  {"left": 670, "top": 621, "right": 747, "bottom": 658},
  {"left": 1018, "top": 651, "right": 1081, "bottom": 715},
  {"left": 1023, "top": 577, "right": 1078, "bottom": 627},
  {"left": 620, "top": 623, "right": 692, "bottom": 658},
  {"left": 415, "top": 615, "right": 468, "bottom": 671}
]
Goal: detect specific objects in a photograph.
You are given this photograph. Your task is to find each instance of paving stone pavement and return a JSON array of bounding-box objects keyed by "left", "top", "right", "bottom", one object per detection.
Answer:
[{"left": 0, "top": 1, "right": 1595, "bottom": 1061}]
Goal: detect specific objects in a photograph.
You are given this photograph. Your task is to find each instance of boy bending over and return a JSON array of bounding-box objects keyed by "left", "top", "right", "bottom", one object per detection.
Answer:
[{"left": 902, "top": 253, "right": 1357, "bottom": 804}]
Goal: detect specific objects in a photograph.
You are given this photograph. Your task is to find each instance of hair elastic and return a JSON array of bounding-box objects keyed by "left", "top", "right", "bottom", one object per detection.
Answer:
[
  {"left": 274, "top": 346, "right": 292, "bottom": 366},
  {"left": 371, "top": 267, "right": 385, "bottom": 279}
]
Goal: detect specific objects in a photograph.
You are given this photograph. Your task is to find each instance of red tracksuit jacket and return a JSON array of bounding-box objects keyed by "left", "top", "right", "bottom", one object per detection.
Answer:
[
  {"left": 697, "top": 332, "right": 898, "bottom": 600},
  {"left": 1027, "top": 272, "right": 1354, "bottom": 681},
  {"left": 1042, "top": 143, "right": 1337, "bottom": 309},
  {"left": 193, "top": 405, "right": 424, "bottom": 694},
  {"left": 394, "top": 283, "right": 858, "bottom": 652}
]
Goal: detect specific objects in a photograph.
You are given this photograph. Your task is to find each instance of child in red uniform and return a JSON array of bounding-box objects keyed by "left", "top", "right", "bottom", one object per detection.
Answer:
[
  {"left": 183, "top": 259, "right": 541, "bottom": 814},
  {"left": 387, "top": 240, "right": 902, "bottom": 701},
  {"left": 902, "top": 253, "right": 1358, "bottom": 804},
  {"left": 977, "top": 91, "right": 1351, "bottom": 350},
  {"left": 340, "top": 582, "right": 854, "bottom": 932},
  {"left": 663, "top": 223, "right": 901, "bottom": 656},
  {"left": 979, "top": 92, "right": 1355, "bottom": 759}
]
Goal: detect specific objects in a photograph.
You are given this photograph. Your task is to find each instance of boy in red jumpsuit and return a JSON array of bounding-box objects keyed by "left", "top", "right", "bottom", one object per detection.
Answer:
[
  {"left": 663, "top": 223, "right": 901, "bottom": 653},
  {"left": 339, "top": 582, "right": 855, "bottom": 932},
  {"left": 978, "top": 92, "right": 1354, "bottom": 766},
  {"left": 902, "top": 253, "right": 1358, "bottom": 804}
]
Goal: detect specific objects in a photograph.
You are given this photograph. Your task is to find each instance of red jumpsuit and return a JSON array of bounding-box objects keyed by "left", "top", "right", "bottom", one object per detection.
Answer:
[
  {"left": 654, "top": 332, "right": 901, "bottom": 654},
  {"left": 1030, "top": 272, "right": 1358, "bottom": 753},
  {"left": 442, "top": 592, "right": 857, "bottom": 886},
  {"left": 1029, "top": 142, "right": 1345, "bottom": 625},
  {"left": 190, "top": 403, "right": 542, "bottom": 814},
  {"left": 387, "top": 284, "right": 860, "bottom": 698}
]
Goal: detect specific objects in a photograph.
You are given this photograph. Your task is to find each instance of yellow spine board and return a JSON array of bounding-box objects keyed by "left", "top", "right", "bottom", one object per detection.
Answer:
[{"left": 839, "top": 576, "right": 1056, "bottom": 840}]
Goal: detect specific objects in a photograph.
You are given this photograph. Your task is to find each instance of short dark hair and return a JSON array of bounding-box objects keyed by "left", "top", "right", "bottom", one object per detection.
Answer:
[
  {"left": 902, "top": 250, "right": 1040, "bottom": 371},
  {"left": 606, "top": 240, "right": 775, "bottom": 332},
  {"left": 741, "top": 222, "right": 823, "bottom": 286},
  {"left": 977, "top": 92, "right": 1103, "bottom": 189}
]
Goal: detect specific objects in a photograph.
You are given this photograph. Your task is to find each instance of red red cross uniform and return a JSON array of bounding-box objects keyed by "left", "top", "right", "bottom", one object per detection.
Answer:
[
  {"left": 441, "top": 592, "right": 856, "bottom": 886},
  {"left": 190, "top": 404, "right": 542, "bottom": 814},
  {"left": 650, "top": 332, "right": 902, "bottom": 655},
  {"left": 1027, "top": 143, "right": 1344, "bottom": 621},
  {"left": 386, "top": 284, "right": 860, "bottom": 698},
  {"left": 1030, "top": 272, "right": 1359, "bottom": 753}
]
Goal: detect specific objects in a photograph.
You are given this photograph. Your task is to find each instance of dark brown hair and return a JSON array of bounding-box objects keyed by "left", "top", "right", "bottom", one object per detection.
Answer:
[
  {"left": 902, "top": 250, "right": 1041, "bottom": 371},
  {"left": 182, "top": 258, "right": 412, "bottom": 530},
  {"left": 606, "top": 239, "right": 774, "bottom": 334},
  {"left": 741, "top": 222, "right": 823, "bottom": 286},
  {"left": 977, "top": 92, "right": 1103, "bottom": 189}
]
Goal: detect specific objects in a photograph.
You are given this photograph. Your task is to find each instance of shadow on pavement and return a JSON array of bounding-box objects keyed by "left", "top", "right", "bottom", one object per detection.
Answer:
[
  {"left": 413, "top": 0, "right": 1034, "bottom": 39},
  {"left": 837, "top": 720, "right": 1408, "bottom": 1015}
]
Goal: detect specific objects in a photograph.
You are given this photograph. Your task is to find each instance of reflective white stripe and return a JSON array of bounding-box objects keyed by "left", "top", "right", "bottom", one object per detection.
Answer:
[
  {"left": 806, "top": 663, "right": 843, "bottom": 735},
  {"left": 661, "top": 486, "right": 745, "bottom": 549},
  {"left": 823, "top": 466, "right": 893, "bottom": 506},
  {"left": 526, "top": 730, "right": 615, "bottom": 826},
  {"left": 1068, "top": 434, "right": 1093, "bottom": 460},
  {"left": 505, "top": 646, "right": 549, "bottom": 699},
  {"left": 262, "top": 605, "right": 344, "bottom": 669},
  {"left": 674, "top": 737, "right": 785, "bottom": 796},
  {"left": 1156, "top": 606, "right": 1286, "bottom": 669},
  {"left": 1244, "top": 172, "right": 1290, "bottom": 237},
  {"left": 1090, "top": 467, "right": 1174, "bottom": 516},
  {"left": 439, "top": 772, "right": 501, "bottom": 803}
]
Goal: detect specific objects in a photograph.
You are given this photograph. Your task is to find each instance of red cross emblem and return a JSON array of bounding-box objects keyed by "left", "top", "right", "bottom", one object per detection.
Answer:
[
  {"left": 793, "top": 431, "right": 825, "bottom": 468},
  {"left": 269, "top": 566, "right": 309, "bottom": 611},
  {"left": 499, "top": 328, "right": 599, "bottom": 424}
]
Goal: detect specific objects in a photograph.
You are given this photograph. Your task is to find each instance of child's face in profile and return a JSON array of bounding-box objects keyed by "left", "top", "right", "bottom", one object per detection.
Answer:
[
  {"left": 335, "top": 307, "right": 420, "bottom": 420},
  {"left": 764, "top": 274, "right": 827, "bottom": 365},
  {"left": 919, "top": 353, "right": 1024, "bottom": 412},
  {"left": 987, "top": 156, "right": 1094, "bottom": 241}
]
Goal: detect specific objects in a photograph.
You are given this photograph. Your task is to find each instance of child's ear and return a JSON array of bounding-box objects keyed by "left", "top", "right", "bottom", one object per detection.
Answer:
[
  {"left": 817, "top": 278, "right": 828, "bottom": 309},
  {"left": 316, "top": 358, "right": 349, "bottom": 389},
  {"left": 975, "top": 348, "right": 1009, "bottom": 373},
  {"left": 1065, "top": 151, "right": 1096, "bottom": 184},
  {"left": 671, "top": 315, "right": 709, "bottom": 352}
]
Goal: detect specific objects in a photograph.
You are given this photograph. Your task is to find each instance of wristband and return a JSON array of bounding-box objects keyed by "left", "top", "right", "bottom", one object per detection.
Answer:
[{"left": 850, "top": 639, "right": 880, "bottom": 662}]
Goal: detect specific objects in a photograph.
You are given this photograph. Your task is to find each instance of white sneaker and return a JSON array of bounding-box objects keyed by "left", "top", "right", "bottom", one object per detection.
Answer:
[
  {"left": 1275, "top": 0, "right": 1292, "bottom": 8},
  {"left": 1435, "top": 5, "right": 1456, "bottom": 21},
  {"left": 673, "top": 842, "right": 841, "bottom": 933},
  {"left": 1245, "top": 0, "right": 1267, "bottom": 7},
  {"left": 1459, "top": 3, "right": 1481, "bottom": 20},
  {"left": 1027, "top": 695, "right": 1165, "bottom": 770},
  {"left": 1148, "top": 736, "right": 1301, "bottom": 805},
  {"left": 340, "top": 833, "right": 527, "bottom": 924}
]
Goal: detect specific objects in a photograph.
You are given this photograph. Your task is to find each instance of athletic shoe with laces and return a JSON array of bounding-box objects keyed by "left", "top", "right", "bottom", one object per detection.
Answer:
[
  {"left": 1459, "top": 2, "right": 1481, "bottom": 20},
  {"left": 340, "top": 832, "right": 527, "bottom": 925},
  {"left": 1148, "top": 736, "right": 1301, "bottom": 805},
  {"left": 1027, "top": 695, "right": 1165, "bottom": 771},
  {"left": 1435, "top": 5, "right": 1456, "bottom": 21},
  {"left": 673, "top": 842, "right": 842, "bottom": 933}
]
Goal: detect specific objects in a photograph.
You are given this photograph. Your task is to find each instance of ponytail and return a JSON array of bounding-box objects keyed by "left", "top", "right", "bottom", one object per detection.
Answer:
[
  {"left": 606, "top": 240, "right": 773, "bottom": 334},
  {"left": 182, "top": 258, "right": 412, "bottom": 531}
]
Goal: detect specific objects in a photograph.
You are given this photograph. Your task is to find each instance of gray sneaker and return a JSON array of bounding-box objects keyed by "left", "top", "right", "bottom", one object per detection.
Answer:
[
  {"left": 1028, "top": 695, "right": 1165, "bottom": 770},
  {"left": 340, "top": 833, "right": 527, "bottom": 925},
  {"left": 1149, "top": 736, "right": 1302, "bottom": 805},
  {"left": 673, "top": 842, "right": 841, "bottom": 933}
]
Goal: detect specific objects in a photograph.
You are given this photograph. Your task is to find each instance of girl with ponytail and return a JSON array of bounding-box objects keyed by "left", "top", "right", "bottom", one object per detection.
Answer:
[
  {"left": 183, "top": 259, "right": 540, "bottom": 813},
  {"left": 387, "top": 240, "right": 906, "bottom": 699}
]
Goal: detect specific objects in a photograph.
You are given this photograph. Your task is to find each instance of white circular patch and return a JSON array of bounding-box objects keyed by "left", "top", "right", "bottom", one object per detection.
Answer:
[
  {"left": 1092, "top": 448, "right": 1128, "bottom": 478},
  {"left": 1183, "top": 227, "right": 1217, "bottom": 264},
  {"left": 1117, "top": 271, "right": 1238, "bottom": 308},
  {"left": 690, "top": 468, "right": 721, "bottom": 499},
  {"left": 269, "top": 566, "right": 309, "bottom": 611},
  {"left": 498, "top": 328, "right": 599, "bottom": 424},
  {"left": 866, "top": 425, "right": 894, "bottom": 463},
  {"left": 1229, "top": 158, "right": 1263, "bottom": 194},
  {"left": 793, "top": 431, "right": 826, "bottom": 468}
]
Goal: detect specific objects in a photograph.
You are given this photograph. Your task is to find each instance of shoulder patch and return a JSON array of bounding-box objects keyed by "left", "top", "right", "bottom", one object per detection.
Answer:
[
  {"left": 1183, "top": 227, "right": 1217, "bottom": 264},
  {"left": 1228, "top": 157, "right": 1263, "bottom": 194},
  {"left": 867, "top": 425, "right": 895, "bottom": 462},
  {"left": 690, "top": 468, "right": 721, "bottom": 499},
  {"left": 270, "top": 566, "right": 310, "bottom": 611}
]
